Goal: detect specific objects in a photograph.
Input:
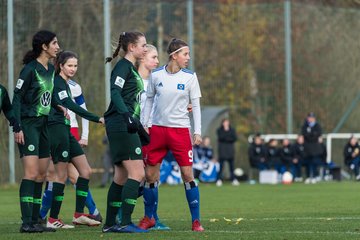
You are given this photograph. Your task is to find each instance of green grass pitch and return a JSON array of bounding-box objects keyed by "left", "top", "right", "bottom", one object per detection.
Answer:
[{"left": 2, "top": 181, "right": 360, "bottom": 239}]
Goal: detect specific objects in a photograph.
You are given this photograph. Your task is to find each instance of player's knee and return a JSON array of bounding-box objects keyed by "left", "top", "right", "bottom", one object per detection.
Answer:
[
  {"left": 128, "top": 169, "right": 145, "bottom": 182},
  {"left": 46, "top": 170, "right": 56, "bottom": 182},
  {"left": 145, "top": 171, "right": 158, "bottom": 183},
  {"left": 56, "top": 171, "right": 68, "bottom": 183},
  {"left": 182, "top": 175, "right": 194, "bottom": 183},
  {"left": 36, "top": 172, "right": 47, "bottom": 182},
  {"left": 181, "top": 167, "right": 195, "bottom": 182},
  {"left": 134, "top": 171, "right": 145, "bottom": 182},
  {"left": 79, "top": 166, "right": 92, "bottom": 179},
  {"left": 58, "top": 175, "right": 67, "bottom": 183},
  {"left": 24, "top": 168, "right": 39, "bottom": 180},
  {"left": 145, "top": 165, "right": 160, "bottom": 183},
  {"left": 68, "top": 175, "right": 77, "bottom": 185}
]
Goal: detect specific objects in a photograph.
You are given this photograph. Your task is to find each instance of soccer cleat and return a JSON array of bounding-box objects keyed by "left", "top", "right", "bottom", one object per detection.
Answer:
[
  {"left": 19, "top": 223, "right": 43, "bottom": 233},
  {"left": 47, "top": 217, "right": 74, "bottom": 229},
  {"left": 88, "top": 212, "right": 103, "bottom": 223},
  {"left": 38, "top": 217, "right": 47, "bottom": 225},
  {"left": 192, "top": 219, "right": 204, "bottom": 232},
  {"left": 294, "top": 177, "right": 303, "bottom": 182},
  {"left": 102, "top": 223, "right": 149, "bottom": 233},
  {"left": 138, "top": 216, "right": 156, "bottom": 230},
  {"left": 72, "top": 212, "right": 101, "bottom": 226},
  {"left": 33, "top": 223, "right": 56, "bottom": 232},
  {"left": 216, "top": 180, "right": 223, "bottom": 187},
  {"left": 150, "top": 220, "right": 171, "bottom": 230},
  {"left": 232, "top": 179, "right": 240, "bottom": 186},
  {"left": 102, "top": 224, "right": 121, "bottom": 233}
]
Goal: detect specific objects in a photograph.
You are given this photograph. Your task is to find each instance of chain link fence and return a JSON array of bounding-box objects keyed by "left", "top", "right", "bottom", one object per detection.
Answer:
[{"left": 1, "top": 0, "right": 360, "bottom": 183}]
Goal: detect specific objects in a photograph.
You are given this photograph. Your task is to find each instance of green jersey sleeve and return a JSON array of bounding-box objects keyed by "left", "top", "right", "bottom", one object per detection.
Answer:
[
  {"left": 12, "top": 66, "right": 33, "bottom": 124},
  {"left": 0, "top": 85, "right": 14, "bottom": 121},
  {"left": 54, "top": 78, "right": 100, "bottom": 123},
  {"left": 110, "top": 62, "right": 130, "bottom": 114}
]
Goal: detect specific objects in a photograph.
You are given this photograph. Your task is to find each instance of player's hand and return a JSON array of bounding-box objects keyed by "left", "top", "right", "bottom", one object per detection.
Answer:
[
  {"left": 122, "top": 112, "right": 138, "bottom": 133},
  {"left": 58, "top": 105, "right": 70, "bottom": 119},
  {"left": 144, "top": 127, "right": 149, "bottom": 134},
  {"left": 79, "top": 139, "right": 88, "bottom": 147},
  {"left": 14, "top": 131, "right": 25, "bottom": 145},
  {"left": 99, "top": 117, "right": 105, "bottom": 125},
  {"left": 193, "top": 134, "right": 202, "bottom": 145},
  {"left": 187, "top": 104, "right": 192, "bottom": 112}
]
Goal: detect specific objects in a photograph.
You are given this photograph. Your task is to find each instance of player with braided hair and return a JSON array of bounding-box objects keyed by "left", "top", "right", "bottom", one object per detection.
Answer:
[{"left": 102, "top": 31, "right": 148, "bottom": 234}]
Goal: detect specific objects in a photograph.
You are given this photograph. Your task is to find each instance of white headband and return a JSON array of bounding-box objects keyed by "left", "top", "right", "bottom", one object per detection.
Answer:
[{"left": 169, "top": 46, "right": 189, "bottom": 56}]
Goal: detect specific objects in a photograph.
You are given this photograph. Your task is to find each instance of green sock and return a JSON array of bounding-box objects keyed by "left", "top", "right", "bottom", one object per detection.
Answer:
[
  {"left": 121, "top": 179, "right": 140, "bottom": 226},
  {"left": 49, "top": 182, "right": 65, "bottom": 219},
  {"left": 19, "top": 179, "right": 35, "bottom": 224},
  {"left": 105, "top": 181, "right": 123, "bottom": 226},
  {"left": 32, "top": 182, "right": 43, "bottom": 223},
  {"left": 75, "top": 177, "right": 89, "bottom": 213}
]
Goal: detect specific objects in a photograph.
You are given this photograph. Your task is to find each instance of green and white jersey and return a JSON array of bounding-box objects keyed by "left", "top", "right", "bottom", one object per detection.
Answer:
[
  {"left": 48, "top": 75, "right": 100, "bottom": 126},
  {"left": 0, "top": 84, "right": 15, "bottom": 121},
  {"left": 104, "top": 58, "right": 144, "bottom": 132},
  {"left": 12, "top": 60, "right": 55, "bottom": 123}
]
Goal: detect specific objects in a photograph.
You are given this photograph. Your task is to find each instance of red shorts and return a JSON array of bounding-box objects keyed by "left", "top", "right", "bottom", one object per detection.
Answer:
[
  {"left": 146, "top": 125, "right": 193, "bottom": 167},
  {"left": 70, "top": 127, "right": 80, "bottom": 141}
]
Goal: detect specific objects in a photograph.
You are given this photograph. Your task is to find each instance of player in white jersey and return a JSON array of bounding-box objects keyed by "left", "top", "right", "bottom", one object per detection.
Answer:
[
  {"left": 141, "top": 38, "right": 204, "bottom": 232},
  {"left": 39, "top": 80, "right": 102, "bottom": 224},
  {"left": 68, "top": 80, "right": 89, "bottom": 146}
]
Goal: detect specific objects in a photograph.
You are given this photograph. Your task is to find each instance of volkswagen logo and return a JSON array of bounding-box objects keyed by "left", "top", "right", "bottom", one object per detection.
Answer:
[{"left": 40, "top": 91, "right": 52, "bottom": 107}]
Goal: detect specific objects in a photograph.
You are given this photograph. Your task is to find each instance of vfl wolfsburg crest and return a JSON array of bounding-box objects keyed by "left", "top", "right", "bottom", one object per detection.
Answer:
[
  {"left": 62, "top": 151, "right": 69, "bottom": 158},
  {"left": 135, "top": 147, "right": 142, "bottom": 155},
  {"left": 28, "top": 145, "right": 35, "bottom": 152},
  {"left": 40, "top": 91, "right": 52, "bottom": 107}
]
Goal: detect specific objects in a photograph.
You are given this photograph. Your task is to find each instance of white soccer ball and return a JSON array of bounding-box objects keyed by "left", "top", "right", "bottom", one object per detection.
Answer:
[
  {"left": 234, "top": 168, "right": 244, "bottom": 177},
  {"left": 282, "top": 171, "right": 293, "bottom": 184}
]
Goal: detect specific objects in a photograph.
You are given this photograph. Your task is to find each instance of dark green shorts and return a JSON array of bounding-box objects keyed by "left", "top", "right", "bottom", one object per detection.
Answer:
[
  {"left": 49, "top": 124, "right": 84, "bottom": 164},
  {"left": 18, "top": 116, "right": 50, "bottom": 158},
  {"left": 106, "top": 131, "right": 142, "bottom": 164}
]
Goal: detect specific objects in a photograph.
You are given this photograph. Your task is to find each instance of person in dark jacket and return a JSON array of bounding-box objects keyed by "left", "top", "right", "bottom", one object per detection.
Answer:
[
  {"left": 280, "top": 139, "right": 295, "bottom": 172},
  {"left": 266, "top": 139, "right": 284, "bottom": 174},
  {"left": 216, "top": 118, "right": 238, "bottom": 186},
  {"left": 248, "top": 134, "right": 268, "bottom": 171},
  {"left": 301, "top": 112, "right": 323, "bottom": 184},
  {"left": 343, "top": 136, "right": 360, "bottom": 180},
  {"left": 292, "top": 135, "right": 305, "bottom": 182}
]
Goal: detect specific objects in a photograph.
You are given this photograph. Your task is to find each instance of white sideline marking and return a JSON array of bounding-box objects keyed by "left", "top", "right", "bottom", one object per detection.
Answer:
[
  {"left": 169, "top": 230, "right": 360, "bottom": 235},
  {"left": 27, "top": 229, "right": 360, "bottom": 235},
  {"left": 6, "top": 216, "right": 360, "bottom": 225},
  {"left": 159, "top": 216, "right": 360, "bottom": 221}
]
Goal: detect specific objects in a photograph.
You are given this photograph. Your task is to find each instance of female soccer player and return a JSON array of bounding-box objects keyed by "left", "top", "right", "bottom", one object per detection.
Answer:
[
  {"left": 13, "top": 30, "right": 63, "bottom": 233},
  {"left": 39, "top": 64, "right": 102, "bottom": 224},
  {"left": 45, "top": 51, "right": 104, "bottom": 229},
  {"left": 119, "top": 44, "right": 169, "bottom": 230},
  {"left": 141, "top": 38, "right": 204, "bottom": 232},
  {"left": 102, "top": 31, "right": 148, "bottom": 233}
]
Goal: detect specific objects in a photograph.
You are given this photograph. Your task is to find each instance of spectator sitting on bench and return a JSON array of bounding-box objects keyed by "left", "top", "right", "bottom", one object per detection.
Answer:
[
  {"left": 248, "top": 133, "right": 268, "bottom": 171},
  {"left": 266, "top": 139, "right": 285, "bottom": 174},
  {"left": 343, "top": 135, "right": 360, "bottom": 180},
  {"left": 292, "top": 135, "right": 305, "bottom": 182}
]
